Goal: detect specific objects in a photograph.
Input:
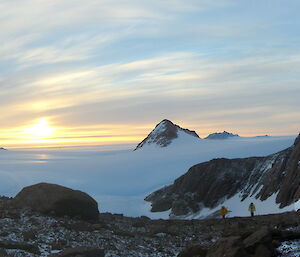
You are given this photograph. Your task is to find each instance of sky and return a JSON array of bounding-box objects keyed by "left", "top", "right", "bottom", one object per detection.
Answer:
[{"left": 0, "top": 0, "right": 299, "bottom": 148}]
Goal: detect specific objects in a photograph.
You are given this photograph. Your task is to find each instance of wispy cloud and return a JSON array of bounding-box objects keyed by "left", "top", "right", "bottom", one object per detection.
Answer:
[{"left": 0, "top": 0, "right": 299, "bottom": 147}]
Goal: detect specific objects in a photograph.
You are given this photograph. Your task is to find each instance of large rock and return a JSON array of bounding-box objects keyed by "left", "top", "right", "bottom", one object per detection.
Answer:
[
  {"left": 243, "top": 228, "right": 272, "bottom": 250},
  {"left": 206, "top": 236, "right": 250, "bottom": 257},
  {"left": 13, "top": 183, "right": 99, "bottom": 220}
]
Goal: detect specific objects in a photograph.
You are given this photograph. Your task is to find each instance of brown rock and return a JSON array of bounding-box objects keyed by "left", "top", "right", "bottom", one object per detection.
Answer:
[
  {"left": 254, "top": 244, "right": 272, "bottom": 257},
  {"left": 243, "top": 228, "right": 272, "bottom": 251},
  {"left": 279, "top": 230, "right": 300, "bottom": 240},
  {"left": 13, "top": 183, "right": 99, "bottom": 220},
  {"left": 206, "top": 236, "right": 250, "bottom": 257},
  {"left": 50, "top": 247, "right": 104, "bottom": 257},
  {"left": 22, "top": 230, "right": 37, "bottom": 241},
  {"left": 0, "top": 240, "right": 40, "bottom": 254},
  {"left": 177, "top": 245, "right": 207, "bottom": 257}
]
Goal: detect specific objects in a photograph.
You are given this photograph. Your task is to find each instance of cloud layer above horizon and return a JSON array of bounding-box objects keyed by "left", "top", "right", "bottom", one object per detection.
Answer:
[{"left": 1, "top": 0, "right": 299, "bottom": 147}]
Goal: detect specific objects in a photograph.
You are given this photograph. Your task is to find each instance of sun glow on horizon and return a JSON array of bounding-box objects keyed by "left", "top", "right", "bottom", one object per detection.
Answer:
[
  {"left": 22, "top": 118, "right": 56, "bottom": 140},
  {"left": 0, "top": 118, "right": 295, "bottom": 150}
]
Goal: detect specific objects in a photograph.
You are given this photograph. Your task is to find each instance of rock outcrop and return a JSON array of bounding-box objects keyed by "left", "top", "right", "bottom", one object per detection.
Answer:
[
  {"left": 135, "top": 119, "right": 200, "bottom": 150},
  {"left": 178, "top": 226, "right": 300, "bottom": 257},
  {"left": 12, "top": 183, "right": 99, "bottom": 220},
  {"left": 205, "top": 131, "right": 239, "bottom": 140},
  {"left": 146, "top": 133, "right": 300, "bottom": 217}
]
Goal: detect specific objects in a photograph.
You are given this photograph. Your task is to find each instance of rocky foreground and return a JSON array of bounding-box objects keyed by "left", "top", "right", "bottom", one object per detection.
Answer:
[{"left": 0, "top": 194, "right": 300, "bottom": 257}]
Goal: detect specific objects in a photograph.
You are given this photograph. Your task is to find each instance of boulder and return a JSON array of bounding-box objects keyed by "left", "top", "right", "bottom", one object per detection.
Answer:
[
  {"left": 13, "top": 183, "right": 99, "bottom": 220},
  {"left": 206, "top": 236, "right": 250, "bottom": 257},
  {"left": 177, "top": 245, "right": 207, "bottom": 257},
  {"left": 243, "top": 228, "right": 272, "bottom": 251},
  {"left": 50, "top": 247, "right": 104, "bottom": 257},
  {"left": 0, "top": 240, "right": 40, "bottom": 254}
]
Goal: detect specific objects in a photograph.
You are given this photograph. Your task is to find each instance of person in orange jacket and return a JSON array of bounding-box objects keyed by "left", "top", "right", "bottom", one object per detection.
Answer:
[{"left": 219, "top": 206, "right": 229, "bottom": 219}]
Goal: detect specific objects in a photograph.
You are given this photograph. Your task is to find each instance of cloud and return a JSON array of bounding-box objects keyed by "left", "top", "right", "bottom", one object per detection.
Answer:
[{"left": 0, "top": 0, "right": 299, "bottom": 147}]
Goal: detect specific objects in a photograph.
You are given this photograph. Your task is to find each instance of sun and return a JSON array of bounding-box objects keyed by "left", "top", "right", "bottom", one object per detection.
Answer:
[{"left": 23, "top": 118, "right": 55, "bottom": 139}]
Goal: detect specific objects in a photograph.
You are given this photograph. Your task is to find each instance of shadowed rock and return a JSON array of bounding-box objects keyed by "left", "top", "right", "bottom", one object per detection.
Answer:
[
  {"left": 13, "top": 183, "right": 99, "bottom": 220},
  {"left": 178, "top": 227, "right": 300, "bottom": 257}
]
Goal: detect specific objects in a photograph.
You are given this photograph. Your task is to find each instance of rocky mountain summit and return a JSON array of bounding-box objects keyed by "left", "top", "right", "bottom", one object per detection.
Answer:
[
  {"left": 146, "top": 133, "right": 300, "bottom": 218},
  {"left": 205, "top": 131, "right": 239, "bottom": 140},
  {"left": 135, "top": 119, "right": 200, "bottom": 150}
]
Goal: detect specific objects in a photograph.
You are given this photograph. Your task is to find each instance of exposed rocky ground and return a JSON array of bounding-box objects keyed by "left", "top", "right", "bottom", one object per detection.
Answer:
[
  {"left": 1, "top": 191, "right": 300, "bottom": 257},
  {"left": 146, "top": 134, "right": 300, "bottom": 217}
]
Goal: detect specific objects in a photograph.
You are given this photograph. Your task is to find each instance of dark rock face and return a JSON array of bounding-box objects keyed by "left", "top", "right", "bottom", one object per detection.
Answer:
[
  {"left": 275, "top": 133, "right": 300, "bottom": 207},
  {"left": 146, "top": 133, "right": 300, "bottom": 217},
  {"left": 205, "top": 131, "right": 239, "bottom": 140},
  {"left": 135, "top": 119, "right": 200, "bottom": 150},
  {"left": 13, "top": 183, "right": 99, "bottom": 220}
]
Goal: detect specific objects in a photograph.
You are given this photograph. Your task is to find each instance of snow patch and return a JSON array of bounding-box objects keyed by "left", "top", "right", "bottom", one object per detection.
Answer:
[{"left": 181, "top": 191, "right": 294, "bottom": 220}]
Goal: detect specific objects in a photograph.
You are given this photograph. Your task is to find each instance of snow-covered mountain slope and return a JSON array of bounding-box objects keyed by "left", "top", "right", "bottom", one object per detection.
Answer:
[
  {"left": 205, "top": 131, "right": 239, "bottom": 139},
  {"left": 145, "top": 134, "right": 300, "bottom": 219},
  {"left": 134, "top": 119, "right": 200, "bottom": 150},
  {"left": 0, "top": 134, "right": 296, "bottom": 218}
]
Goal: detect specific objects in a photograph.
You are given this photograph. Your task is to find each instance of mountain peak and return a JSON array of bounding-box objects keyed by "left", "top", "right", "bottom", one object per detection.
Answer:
[
  {"left": 205, "top": 131, "right": 239, "bottom": 140},
  {"left": 294, "top": 133, "right": 300, "bottom": 146},
  {"left": 134, "top": 119, "right": 200, "bottom": 150}
]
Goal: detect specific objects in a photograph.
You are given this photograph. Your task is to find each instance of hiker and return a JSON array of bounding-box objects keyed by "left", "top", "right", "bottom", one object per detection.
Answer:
[
  {"left": 248, "top": 202, "right": 256, "bottom": 217},
  {"left": 219, "top": 206, "right": 229, "bottom": 219}
]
